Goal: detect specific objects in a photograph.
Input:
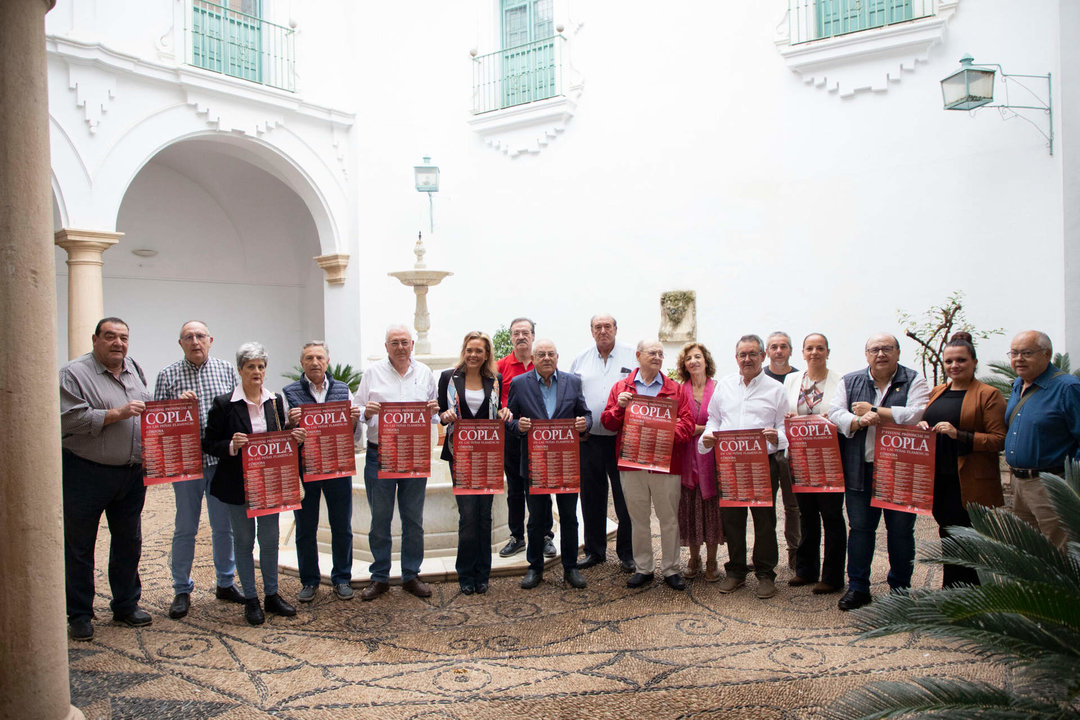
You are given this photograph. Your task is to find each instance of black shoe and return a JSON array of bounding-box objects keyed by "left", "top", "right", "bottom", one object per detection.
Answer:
[
  {"left": 664, "top": 574, "right": 686, "bottom": 591},
  {"left": 244, "top": 598, "right": 264, "bottom": 626},
  {"left": 578, "top": 554, "right": 604, "bottom": 569},
  {"left": 168, "top": 593, "right": 190, "bottom": 619},
  {"left": 113, "top": 608, "right": 152, "bottom": 628},
  {"left": 837, "top": 589, "right": 873, "bottom": 612},
  {"left": 69, "top": 618, "right": 94, "bottom": 642},
  {"left": 264, "top": 594, "right": 296, "bottom": 617},
  {"left": 520, "top": 569, "right": 542, "bottom": 589},
  {"left": 476, "top": 582, "right": 489, "bottom": 594},
  {"left": 565, "top": 568, "right": 587, "bottom": 588},
  {"left": 402, "top": 578, "right": 432, "bottom": 598},
  {"left": 627, "top": 572, "right": 654, "bottom": 588},
  {"left": 216, "top": 584, "right": 245, "bottom": 604},
  {"left": 460, "top": 583, "right": 475, "bottom": 595},
  {"left": 620, "top": 559, "right": 636, "bottom": 573},
  {"left": 499, "top": 537, "right": 526, "bottom": 557},
  {"left": 543, "top": 537, "right": 557, "bottom": 558}
]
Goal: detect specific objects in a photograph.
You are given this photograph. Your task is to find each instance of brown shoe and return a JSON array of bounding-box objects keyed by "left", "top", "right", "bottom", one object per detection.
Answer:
[
  {"left": 402, "top": 578, "right": 432, "bottom": 598},
  {"left": 756, "top": 577, "right": 777, "bottom": 599},
  {"left": 812, "top": 582, "right": 842, "bottom": 595},
  {"left": 704, "top": 560, "right": 722, "bottom": 582},
  {"left": 683, "top": 554, "right": 701, "bottom": 579},
  {"left": 788, "top": 576, "right": 812, "bottom": 587},
  {"left": 360, "top": 581, "right": 389, "bottom": 601}
]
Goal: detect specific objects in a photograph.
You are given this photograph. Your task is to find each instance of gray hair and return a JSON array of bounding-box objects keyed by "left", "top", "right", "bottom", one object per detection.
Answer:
[
  {"left": 179, "top": 320, "right": 210, "bottom": 338},
  {"left": 864, "top": 334, "right": 901, "bottom": 351},
  {"left": 302, "top": 340, "right": 329, "bottom": 356},
  {"left": 236, "top": 342, "right": 269, "bottom": 369},
  {"left": 636, "top": 338, "right": 662, "bottom": 352},
  {"left": 1033, "top": 331, "right": 1053, "bottom": 353},
  {"left": 590, "top": 314, "right": 617, "bottom": 329},
  {"left": 509, "top": 317, "right": 536, "bottom": 334},
  {"left": 736, "top": 334, "right": 764, "bottom": 353},
  {"left": 385, "top": 324, "right": 414, "bottom": 341},
  {"left": 767, "top": 331, "right": 791, "bottom": 345}
]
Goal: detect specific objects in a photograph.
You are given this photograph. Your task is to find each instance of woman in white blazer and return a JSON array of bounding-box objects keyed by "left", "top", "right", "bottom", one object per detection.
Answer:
[{"left": 782, "top": 333, "right": 846, "bottom": 594}]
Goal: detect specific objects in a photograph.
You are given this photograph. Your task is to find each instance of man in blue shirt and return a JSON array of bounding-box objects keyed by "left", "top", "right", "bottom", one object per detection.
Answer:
[{"left": 1004, "top": 330, "right": 1080, "bottom": 549}]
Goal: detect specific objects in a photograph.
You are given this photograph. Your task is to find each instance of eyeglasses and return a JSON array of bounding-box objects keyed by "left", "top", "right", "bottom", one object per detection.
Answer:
[
  {"left": 866, "top": 346, "right": 897, "bottom": 355},
  {"left": 387, "top": 340, "right": 412, "bottom": 348},
  {"left": 1006, "top": 350, "right": 1042, "bottom": 359},
  {"left": 181, "top": 333, "right": 209, "bottom": 342},
  {"left": 534, "top": 351, "right": 557, "bottom": 359},
  {"left": 736, "top": 352, "right": 761, "bottom": 361},
  {"left": 642, "top": 350, "right": 664, "bottom": 358}
]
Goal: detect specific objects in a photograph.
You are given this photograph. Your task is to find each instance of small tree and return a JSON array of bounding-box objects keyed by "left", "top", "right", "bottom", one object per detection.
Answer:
[
  {"left": 281, "top": 363, "right": 363, "bottom": 392},
  {"left": 897, "top": 291, "right": 1003, "bottom": 386},
  {"left": 492, "top": 325, "right": 512, "bottom": 359}
]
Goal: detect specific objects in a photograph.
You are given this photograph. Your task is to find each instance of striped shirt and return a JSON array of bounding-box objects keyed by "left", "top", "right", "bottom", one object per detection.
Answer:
[{"left": 154, "top": 356, "right": 240, "bottom": 466}]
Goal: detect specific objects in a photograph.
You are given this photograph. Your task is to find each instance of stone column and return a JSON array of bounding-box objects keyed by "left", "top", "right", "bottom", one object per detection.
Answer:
[
  {"left": 55, "top": 229, "right": 121, "bottom": 359},
  {"left": 0, "top": 2, "right": 85, "bottom": 719}
]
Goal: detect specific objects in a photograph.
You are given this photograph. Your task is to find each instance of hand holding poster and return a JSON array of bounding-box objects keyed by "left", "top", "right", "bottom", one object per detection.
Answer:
[
  {"left": 528, "top": 418, "right": 581, "bottom": 494},
  {"left": 872, "top": 422, "right": 936, "bottom": 515},
  {"left": 300, "top": 401, "right": 356, "bottom": 481},
  {"left": 142, "top": 398, "right": 203, "bottom": 485},
  {"left": 242, "top": 430, "right": 303, "bottom": 518},
  {"left": 618, "top": 395, "right": 678, "bottom": 472},
  {"left": 452, "top": 419, "right": 505, "bottom": 495},
  {"left": 786, "top": 415, "right": 844, "bottom": 493},
  {"left": 378, "top": 402, "right": 431, "bottom": 479},
  {"left": 712, "top": 429, "right": 773, "bottom": 507}
]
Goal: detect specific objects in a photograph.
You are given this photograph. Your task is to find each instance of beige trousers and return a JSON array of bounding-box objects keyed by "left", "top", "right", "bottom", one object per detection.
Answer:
[
  {"left": 1012, "top": 473, "right": 1067, "bottom": 549},
  {"left": 621, "top": 470, "right": 682, "bottom": 577}
]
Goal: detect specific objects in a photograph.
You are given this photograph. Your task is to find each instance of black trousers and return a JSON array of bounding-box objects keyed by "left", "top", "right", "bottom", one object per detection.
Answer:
[
  {"left": 794, "top": 491, "right": 846, "bottom": 587},
  {"left": 579, "top": 434, "right": 633, "bottom": 564},
  {"left": 932, "top": 470, "right": 979, "bottom": 587},
  {"left": 722, "top": 454, "right": 781, "bottom": 581},
  {"left": 526, "top": 492, "right": 579, "bottom": 572},
  {"left": 62, "top": 450, "right": 146, "bottom": 621},
  {"left": 504, "top": 435, "right": 552, "bottom": 542}
]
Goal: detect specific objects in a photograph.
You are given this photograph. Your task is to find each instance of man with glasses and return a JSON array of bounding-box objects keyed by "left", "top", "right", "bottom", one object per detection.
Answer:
[
  {"left": 496, "top": 317, "right": 555, "bottom": 559},
  {"left": 604, "top": 340, "right": 696, "bottom": 590},
  {"left": 828, "top": 333, "right": 928, "bottom": 611},
  {"left": 1004, "top": 330, "right": 1080, "bottom": 549},
  {"left": 698, "top": 335, "right": 789, "bottom": 599},
  {"left": 570, "top": 314, "right": 636, "bottom": 572},
  {"left": 355, "top": 325, "right": 439, "bottom": 601},
  {"left": 154, "top": 320, "right": 244, "bottom": 620}
]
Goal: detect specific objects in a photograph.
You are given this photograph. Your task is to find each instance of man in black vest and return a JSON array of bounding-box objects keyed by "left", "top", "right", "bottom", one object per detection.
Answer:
[
  {"left": 284, "top": 341, "right": 361, "bottom": 603},
  {"left": 828, "top": 333, "right": 929, "bottom": 611}
]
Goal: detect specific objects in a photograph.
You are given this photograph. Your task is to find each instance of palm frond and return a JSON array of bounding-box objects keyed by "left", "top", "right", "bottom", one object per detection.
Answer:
[{"left": 827, "top": 676, "right": 1074, "bottom": 720}]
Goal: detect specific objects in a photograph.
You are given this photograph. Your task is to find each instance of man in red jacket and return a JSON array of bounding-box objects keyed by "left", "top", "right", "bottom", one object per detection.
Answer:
[{"left": 601, "top": 339, "right": 695, "bottom": 590}]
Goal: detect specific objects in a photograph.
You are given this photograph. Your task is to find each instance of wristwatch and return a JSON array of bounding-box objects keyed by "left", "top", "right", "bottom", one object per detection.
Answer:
[{"left": 871, "top": 406, "right": 878, "bottom": 413}]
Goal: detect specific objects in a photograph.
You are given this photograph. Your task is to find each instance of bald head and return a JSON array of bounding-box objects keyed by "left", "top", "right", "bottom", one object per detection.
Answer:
[
  {"left": 179, "top": 320, "right": 213, "bottom": 365},
  {"left": 1010, "top": 330, "right": 1053, "bottom": 383}
]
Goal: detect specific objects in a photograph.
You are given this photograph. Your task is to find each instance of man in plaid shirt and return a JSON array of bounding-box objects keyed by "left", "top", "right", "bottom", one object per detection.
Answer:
[{"left": 154, "top": 321, "right": 244, "bottom": 619}]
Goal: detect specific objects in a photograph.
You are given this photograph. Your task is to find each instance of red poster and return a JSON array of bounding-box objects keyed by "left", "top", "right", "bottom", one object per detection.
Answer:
[
  {"left": 528, "top": 419, "right": 581, "bottom": 494},
  {"left": 712, "top": 429, "right": 774, "bottom": 507},
  {"left": 452, "top": 420, "right": 505, "bottom": 495},
  {"left": 141, "top": 398, "right": 203, "bottom": 485},
  {"left": 872, "top": 422, "right": 936, "bottom": 515},
  {"left": 300, "top": 401, "right": 356, "bottom": 482},
  {"left": 242, "top": 430, "right": 303, "bottom": 518},
  {"left": 618, "top": 395, "right": 678, "bottom": 472},
  {"left": 786, "top": 415, "right": 845, "bottom": 493},
  {"left": 378, "top": 402, "right": 432, "bottom": 479}
]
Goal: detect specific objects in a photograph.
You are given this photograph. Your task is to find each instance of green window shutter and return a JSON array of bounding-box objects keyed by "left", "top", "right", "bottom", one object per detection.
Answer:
[{"left": 500, "top": 0, "right": 557, "bottom": 109}]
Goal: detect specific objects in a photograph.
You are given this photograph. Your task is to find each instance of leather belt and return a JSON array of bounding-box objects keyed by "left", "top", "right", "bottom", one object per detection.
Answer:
[{"left": 1010, "top": 467, "right": 1063, "bottom": 479}]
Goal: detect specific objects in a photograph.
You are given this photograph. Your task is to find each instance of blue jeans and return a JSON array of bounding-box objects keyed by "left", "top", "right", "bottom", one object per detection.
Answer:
[
  {"left": 171, "top": 464, "right": 236, "bottom": 593},
  {"left": 294, "top": 475, "right": 354, "bottom": 586},
  {"left": 364, "top": 446, "right": 427, "bottom": 583},
  {"left": 845, "top": 485, "right": 917, "bottom": 593},
  {"left": 455, "top": 493, "right": 493, "bottom": 586},
  {"left": 226, "top": 503, "right": 279, "bottom": 599}
]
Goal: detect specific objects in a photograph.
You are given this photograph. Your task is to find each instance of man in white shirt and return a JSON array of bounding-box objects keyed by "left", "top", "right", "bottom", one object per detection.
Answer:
[
  {"left": 570, "top": 314, "right": 636, "bottom": 571},
  {"left": 827, "top": 333, "right": 929, "bottom": 611},
  {"left": 699, "top": 334, "right": 789, "bottom": 599},
  {"left": 354, "top": 326, "right": 439, "bottom": 601}
]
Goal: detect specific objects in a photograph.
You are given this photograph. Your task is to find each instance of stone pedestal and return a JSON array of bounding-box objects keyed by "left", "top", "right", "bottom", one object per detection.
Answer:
[
  {"left": 55, "top": 229, "right": 122, "bottom": 359},
  {"left": 0, "top": 1, "right": 86, "bottom": 719}
]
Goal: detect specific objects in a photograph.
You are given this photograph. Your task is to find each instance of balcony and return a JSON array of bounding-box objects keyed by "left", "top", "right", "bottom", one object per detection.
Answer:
[
  {"left": 785, "top": 0, "right": 935, "bottom": 45},
  {"left": 472, "top": 35, "right": 567, "bottom": 115},
  {"left": 188, "top": 0, "right": 295, "bottom": 92}
]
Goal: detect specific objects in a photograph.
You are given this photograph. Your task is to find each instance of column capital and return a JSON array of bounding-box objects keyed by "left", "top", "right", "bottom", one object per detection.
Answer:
[
  {"left": 55, "top": 228, "right": 123, "bottom": 265},
  {"left": 315, "top": 252, "right": 350, "bottom": 286}
]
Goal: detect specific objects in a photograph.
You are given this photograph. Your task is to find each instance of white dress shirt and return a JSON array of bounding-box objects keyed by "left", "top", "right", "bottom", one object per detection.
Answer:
[
  {"left": 354, "top": 357, "right": 437, "bottom": 445},
  {"left": 827, "top": 367, "right": 929, "bottom": 462},
  {"left": 570, "top": 342, "right": 635, "bottom": 437},
  {"left": 697, "top": 370, "right": 789, "bottom": 454}
]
